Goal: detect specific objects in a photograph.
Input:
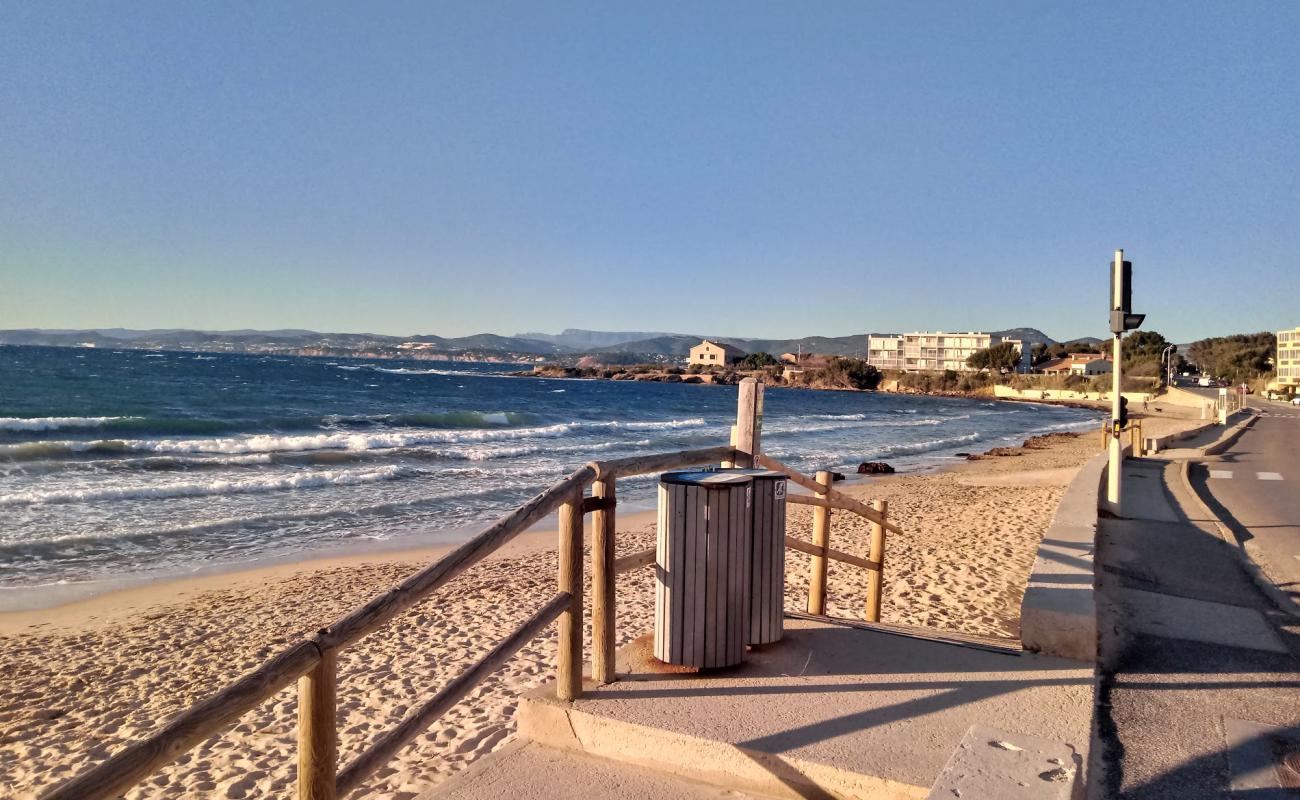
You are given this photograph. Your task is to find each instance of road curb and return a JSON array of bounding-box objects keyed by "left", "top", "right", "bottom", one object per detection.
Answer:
[
  {"left": 1178, "top": 457, "right": 1300, "bottom": 619},
  {"left": 1200, "top": 409, "right": 1258, "bottom": 457}
]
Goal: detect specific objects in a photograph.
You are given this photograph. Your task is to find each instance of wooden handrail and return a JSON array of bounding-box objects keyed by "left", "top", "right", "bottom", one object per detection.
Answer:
[
  {"left": 612, "top": 547, "right": 656, "bottom": 574},
  {"left": 44, "top": 640, "right": 323, "bottom": 800},
  {"left": 44, "top": 466, "right": 598, "bottom": 800},
  {"left": 44, "top": 431, "right": 898, "bottom": 800},
  {"left": 589, "top": 445, "right": 736, "bottom": 480},
  {"left": 316, "top": 465, "right": 596, "bottom": 652},
  {"left": 783, "top": 534, "right": 879, "bottom": 572},
  {"left": 335, "top": 592, "right": 572, "bottom": 797},
  {"left": 757, "top": 454, "right": 903, "bottom": 535}
]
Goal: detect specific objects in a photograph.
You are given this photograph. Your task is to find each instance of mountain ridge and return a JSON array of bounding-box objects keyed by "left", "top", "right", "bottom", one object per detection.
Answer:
[{"left": 0, "top": 326, "right": 1070, "bottom": 359}]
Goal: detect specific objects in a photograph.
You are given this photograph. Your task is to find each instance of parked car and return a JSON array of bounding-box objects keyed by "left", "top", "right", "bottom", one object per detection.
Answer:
[
  {"left": 1198, "top": 377, "right": 1212, "bottom": 387},
  {"left": 1293, "top": 396, "right": 1300, "bottom": 407}
]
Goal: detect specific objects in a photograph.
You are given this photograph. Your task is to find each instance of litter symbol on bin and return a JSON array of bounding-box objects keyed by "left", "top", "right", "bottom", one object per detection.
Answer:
[{"left": 774, "top": 481, "right": 786, "bottom": 500}]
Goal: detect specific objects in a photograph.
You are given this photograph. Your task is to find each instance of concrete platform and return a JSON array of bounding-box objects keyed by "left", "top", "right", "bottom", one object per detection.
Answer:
[
  {"left": 519, "top": 618, "right": 1094, "bottom": 800},
  {"left": 421, "top": 739, "right": 776, "bottom": 800}
]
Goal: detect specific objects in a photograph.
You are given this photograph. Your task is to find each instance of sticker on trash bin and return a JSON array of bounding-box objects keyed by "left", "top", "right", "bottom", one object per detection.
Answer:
[
  {"left": 746, "top": 486, "right": 752, "bottom": 508},
  {"left": 774, "top": 481, "right": 786, "bottom": 500}
]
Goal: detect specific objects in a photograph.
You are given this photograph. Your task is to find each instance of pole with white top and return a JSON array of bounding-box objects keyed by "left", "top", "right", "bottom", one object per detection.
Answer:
[{"left": 1107, "top": 250, "right": 1145, "bottom": 513}]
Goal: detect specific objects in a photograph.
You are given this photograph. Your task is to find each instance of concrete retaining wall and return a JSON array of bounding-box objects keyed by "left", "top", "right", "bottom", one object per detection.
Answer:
[
  {"left": 1019, "top": 452, "right": 1106, "bottom": 662},
  {"left": 994, "top": 385, "right": 1154, "bottom": 404}
]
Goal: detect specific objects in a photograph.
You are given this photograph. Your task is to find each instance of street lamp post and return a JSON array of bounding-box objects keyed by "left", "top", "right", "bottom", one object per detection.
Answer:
[{"left": 1108, "top": 250, "right": 1145, "bottom": 514}]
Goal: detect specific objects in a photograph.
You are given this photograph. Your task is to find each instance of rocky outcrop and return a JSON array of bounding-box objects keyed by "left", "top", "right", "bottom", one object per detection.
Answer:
[{"left": 855, "top": 462, "right": 895, "bottom": 475}]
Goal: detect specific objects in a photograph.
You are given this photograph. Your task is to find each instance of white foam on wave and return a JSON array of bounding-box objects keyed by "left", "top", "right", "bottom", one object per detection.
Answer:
[
  {"left": 619, "top": 418, "right": 708, "bottom": 430},
  {"left": 0, "top": 416, "right": 142, "bottom": 432},
  {"left": 452, "top": 438, "right": 652, "bottom": 461},
  {"left": 766, "top": 416, "right": 944, "bottom": 435},
  {"left": 3, "top": 418, "right": 704, "bottom": 459},
  {"left": 0, "top": 465, "right": 414, "bottom": 507},
  {"left": 870, "top": 432, "right": 982, "bottom": 459}
]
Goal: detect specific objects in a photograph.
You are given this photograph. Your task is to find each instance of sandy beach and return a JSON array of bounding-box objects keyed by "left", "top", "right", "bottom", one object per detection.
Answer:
[{"left": 1, "top": 429, "right": 1100, "bottom": 799}]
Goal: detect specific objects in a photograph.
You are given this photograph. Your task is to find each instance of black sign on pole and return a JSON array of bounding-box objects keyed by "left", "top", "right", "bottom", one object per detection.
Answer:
[{"left": 1109, "top": 259, "right": 1145, "bottom": 333}]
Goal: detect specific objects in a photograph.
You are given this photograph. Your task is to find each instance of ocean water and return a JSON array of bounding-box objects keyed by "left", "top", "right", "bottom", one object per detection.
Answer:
[{"left": 0, "top": 345, "right": 1099, "bottom": 602}]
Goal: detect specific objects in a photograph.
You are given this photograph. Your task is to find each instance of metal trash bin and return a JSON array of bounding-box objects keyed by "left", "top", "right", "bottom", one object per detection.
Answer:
[
  {"left": 706, "top": 468, "right": 789, "bottom": 645},
  {"left": 654, "top": 471, "right": 753, "bottom": 668}
]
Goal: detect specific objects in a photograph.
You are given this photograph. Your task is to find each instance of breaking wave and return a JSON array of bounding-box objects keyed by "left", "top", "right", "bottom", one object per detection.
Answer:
[
  {"left": 869, "top": 432, "right": 982, "bottom": 459},
  {"left": 0, "top": 416, "right": 142, "bottom": 433},
  {"left": 0, "top": 465, "right": 415, "bottom": 507}
]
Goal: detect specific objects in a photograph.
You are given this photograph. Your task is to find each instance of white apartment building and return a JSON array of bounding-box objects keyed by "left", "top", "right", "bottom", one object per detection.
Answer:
[
  {"left": 866, "top": 335, "right": 905, "bottom": 371},
  {"left": 1276, "top": 327, "right": 1300, "bottom": 389},
  {"left": 867, "top": 331, "right": 1024, "bottom": 373}
]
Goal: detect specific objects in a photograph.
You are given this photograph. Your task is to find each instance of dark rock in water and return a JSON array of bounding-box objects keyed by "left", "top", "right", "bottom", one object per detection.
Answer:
[
  {"left": 954, "top": 452, "right": 972, "bottom": 458},
  {"left": 681, "top": 375, "right": 702, "bottom": 384},
  {"left": 856, "top": 461, "right": 895, "bottom": 475},
  {"left": 831, "top": 471, "right": 846, "bottom": 482},
  {"left": 964, "top": 454, "right": 983, "bottom": 461}
]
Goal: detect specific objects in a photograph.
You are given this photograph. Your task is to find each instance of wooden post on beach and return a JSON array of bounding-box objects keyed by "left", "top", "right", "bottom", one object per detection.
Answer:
[
  {"left": 591, "top": 477, "right": 617, "bottom": 684},
  {"left": 297, "top": 649, "right": 338, "bottom": 800},
  {"left": 807, "top": 470, "right": 832, "bottom": 615},
  {"left": 557, "top": 488, "right": 584, "bottom": 701},
  {"left": 733, "top": 378, "right": 764, "bottom": 468},
  {"left": 1100, "top": 422, "right": 1107, "bottom": 451},
  {"left": 865, "top": 499, "right": 887, "bottom": 622}
]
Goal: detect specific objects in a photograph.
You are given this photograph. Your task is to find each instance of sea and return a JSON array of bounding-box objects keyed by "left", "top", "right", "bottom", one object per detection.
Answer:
[{"left": 0, "top": 345, "right": 1100, "bottom": 608}]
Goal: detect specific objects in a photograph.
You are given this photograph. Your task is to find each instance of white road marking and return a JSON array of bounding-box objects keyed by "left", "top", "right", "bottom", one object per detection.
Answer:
[
  {"left": 1209, "top": 470, "right": 1234, "bottom": 480},
  {"left": 1257, "top": 472, "right": 1283, "bottom": 481}
]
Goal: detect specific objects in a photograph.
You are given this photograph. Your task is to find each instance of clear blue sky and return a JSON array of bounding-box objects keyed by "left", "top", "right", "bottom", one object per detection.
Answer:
[{"left": 1, "top": 2, "right": 1296, "bottom": 344}]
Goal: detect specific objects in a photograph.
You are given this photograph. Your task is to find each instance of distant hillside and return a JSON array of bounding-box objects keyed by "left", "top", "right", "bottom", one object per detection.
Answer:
[
  {"left": 591, "top": 333, "right": 879, "bottom": 358},
  {"left": 515, "top": 329, "right": 674, "bottom": 350},
  {"left": 988, "top": 328, "right": 1055, "bottom": 348},
  {"left": 0, "top": 328, "right": 565, "bottom": 356},
  {"left": 2, "top": 326, "right": 1077, "bottom": 362}
]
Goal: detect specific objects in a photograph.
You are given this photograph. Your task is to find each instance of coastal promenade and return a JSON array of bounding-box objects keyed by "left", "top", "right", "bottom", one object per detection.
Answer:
[{"left": 1092, "top": 409, "right": 1300, "bottom": 798}]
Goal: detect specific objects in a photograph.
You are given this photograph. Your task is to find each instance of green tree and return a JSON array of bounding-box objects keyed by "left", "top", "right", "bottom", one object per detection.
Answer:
[
  {"left": 1186, "top": 332, "right": 1276, "bottom": 381},
  {"left": 1121, "top": 330, "right": 1172, "bottom": 370},
  {"left": 738, "top": 351, "right": 779, "bottom": 370},
  {"left": 967, "top": 341, "right": 1021, "bottom": 372},
  {"left": 810, "top": 357, "right": 882, "bottom": 390}
]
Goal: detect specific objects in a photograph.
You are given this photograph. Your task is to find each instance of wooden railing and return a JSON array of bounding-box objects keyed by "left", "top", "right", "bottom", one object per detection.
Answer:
[{"left": 43, "top": 379, "right": 898, "bottom": 800}]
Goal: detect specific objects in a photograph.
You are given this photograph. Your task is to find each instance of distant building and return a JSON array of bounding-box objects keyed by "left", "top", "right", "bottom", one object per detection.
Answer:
[
  {"left": 1275, "top": 327, "right": 1300, "bottom": 389},
  {"left": 689, "top": 339, "right": 745, "bottom": 366},
  {"left": 1038, "top": 353, "right": 1112, "bottom": 376},
  {"left": 866, "top": 335, "right": 904, "bottom": 371},
  {"left": 866, "top": 331, "right": 1023, "bottom": 373}
]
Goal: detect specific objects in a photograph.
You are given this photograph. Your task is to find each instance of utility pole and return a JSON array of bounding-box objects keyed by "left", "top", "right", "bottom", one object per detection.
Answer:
[{"left": 1108, "top": 250, "right": 1145, "bottom": 513}]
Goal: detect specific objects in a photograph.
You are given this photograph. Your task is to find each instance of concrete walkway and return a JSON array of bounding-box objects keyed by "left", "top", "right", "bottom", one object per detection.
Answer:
[
  {"left": 1092, "top": 455, "right": 1300, "bottom": 799},
  {"left": 419, "top": 739, "right": 777, "bottom": 800},
  {"left": 512, "top": 617, "right": 1093, "bottom": 800}
]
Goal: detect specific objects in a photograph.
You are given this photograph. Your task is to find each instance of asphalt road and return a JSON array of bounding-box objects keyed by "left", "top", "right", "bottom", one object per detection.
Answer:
[{"left": 1192, "top": 400, "right": 1300, "bottom": 609}]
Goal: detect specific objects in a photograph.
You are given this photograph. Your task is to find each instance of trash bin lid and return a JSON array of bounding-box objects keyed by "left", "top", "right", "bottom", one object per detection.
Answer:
[
  {"left": 659, "top": 470, "right": 753, "bottom": 488},
  {"left": 702, "top": 467, "right": 786, "bottom": 481}
]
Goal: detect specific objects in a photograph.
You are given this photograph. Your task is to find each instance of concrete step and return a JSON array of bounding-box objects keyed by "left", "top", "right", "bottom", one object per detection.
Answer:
[
  {"left": 419, "top": 738, "right": 777, "bottom": 800},
  {"left": 517, "top": 617, "right": 1093, "bottom": 800}
]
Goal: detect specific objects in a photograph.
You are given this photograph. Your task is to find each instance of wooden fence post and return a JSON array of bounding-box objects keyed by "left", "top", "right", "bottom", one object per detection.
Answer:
[
  {"left": 734, "top": 378, "right": 764, "bottom": 468},
  {"left": 807, "top": 470, "right": 832, "bottom": 615},
  {"left": 557, "top": 488, "right": 584, "bottom": 701},
  {"left": 591, "top": 478, "right": 616, "bottom": 684},
  {"left": 1100, "top": 422, "right": 1107, "bottom": 451},
  {"left": 865, "top": 499, "right": 887, "bottom": 623},
  {"left": 298, "top": 648, "right": 337, "bottom": 800}
]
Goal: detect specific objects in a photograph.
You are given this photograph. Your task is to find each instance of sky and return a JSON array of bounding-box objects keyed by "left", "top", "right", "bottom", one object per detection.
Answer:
[{"left": 1, "top": 2, "right": 1297, "bottom": 344}]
